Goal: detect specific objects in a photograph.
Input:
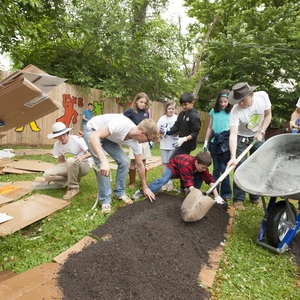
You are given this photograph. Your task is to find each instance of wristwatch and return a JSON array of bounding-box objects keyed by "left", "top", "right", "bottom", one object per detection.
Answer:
[{"left": 260, "top": 129, "right": 266, "bottom": 135}]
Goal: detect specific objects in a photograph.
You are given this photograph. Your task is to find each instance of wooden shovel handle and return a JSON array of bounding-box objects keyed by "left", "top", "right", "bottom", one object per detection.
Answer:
[{"left": 206, "top": 139, "right": 257, "bottom": 195}]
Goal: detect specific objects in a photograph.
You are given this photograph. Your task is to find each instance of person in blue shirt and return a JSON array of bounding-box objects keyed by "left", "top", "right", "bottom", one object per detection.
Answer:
[{"left": 82, "top": 103, "right": 94, "bottom": 131}]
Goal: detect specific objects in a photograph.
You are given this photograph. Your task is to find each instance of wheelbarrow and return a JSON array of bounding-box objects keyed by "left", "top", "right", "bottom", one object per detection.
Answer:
[{"left": 234, "top": 133, "right": 300, "bottom": 253}]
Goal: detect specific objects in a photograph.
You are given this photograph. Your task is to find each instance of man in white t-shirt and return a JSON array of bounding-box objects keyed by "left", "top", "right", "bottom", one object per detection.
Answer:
[
  {"left": 44, "top": 122, "right": 92, "bottom": 200},
  {"left": 227, "top": 82, "right": 272, "bottom": 211},
  {"left": 84, "top": 114, "right": 158, "bottom": 214},
  {"left": 290, "top": 97, "right": 300, "bottom": 210},
  {"left": 290, "top": 97, "right": 300, "bottom": 131}
]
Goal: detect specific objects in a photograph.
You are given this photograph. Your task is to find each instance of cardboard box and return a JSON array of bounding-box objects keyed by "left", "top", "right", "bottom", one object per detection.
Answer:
[{"left": 0, "top": 65, "right": 66, "bottom": 132}]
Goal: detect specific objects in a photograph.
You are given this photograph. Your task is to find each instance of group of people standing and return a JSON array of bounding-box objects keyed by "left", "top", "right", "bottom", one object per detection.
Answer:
[
  {"left": 43, "top": 81, "right": 299, "bottom": 214},
  {"left": 204, "top": 82, "right": 272, "bottom": 211}
]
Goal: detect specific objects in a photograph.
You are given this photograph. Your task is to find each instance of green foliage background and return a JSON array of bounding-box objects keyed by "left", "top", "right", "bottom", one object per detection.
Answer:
[{"left": 0, "top": 0, "right": 299, "bottom": 122}]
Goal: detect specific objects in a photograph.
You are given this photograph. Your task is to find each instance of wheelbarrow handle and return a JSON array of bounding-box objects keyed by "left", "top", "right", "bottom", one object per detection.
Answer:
[{"left": 206, "top": 139, "right": 257, "bottom": 195}]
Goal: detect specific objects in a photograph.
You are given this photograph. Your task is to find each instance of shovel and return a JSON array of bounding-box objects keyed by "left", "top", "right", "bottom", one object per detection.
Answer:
[{"left": 181, "top": 139, "right": 257, "bottom": 222}]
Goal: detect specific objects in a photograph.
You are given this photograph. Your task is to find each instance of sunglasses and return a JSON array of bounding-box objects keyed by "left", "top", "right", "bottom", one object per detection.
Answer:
[{"left": 145, "top": 133, "right": 154, "bottom": 149}]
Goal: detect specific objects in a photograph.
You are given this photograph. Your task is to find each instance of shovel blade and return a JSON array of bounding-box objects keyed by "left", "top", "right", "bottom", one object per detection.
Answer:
[{"left": 180, "top": 189, "right": 214, "bottom": 222}]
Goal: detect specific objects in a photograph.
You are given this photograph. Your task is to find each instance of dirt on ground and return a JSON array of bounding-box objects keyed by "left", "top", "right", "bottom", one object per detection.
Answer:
[
  {"left": 57, "top": 193, "right": 300, "bottom": 300},
  {"left": 57, "top": 193, "right": 230, "bottom": 300}
]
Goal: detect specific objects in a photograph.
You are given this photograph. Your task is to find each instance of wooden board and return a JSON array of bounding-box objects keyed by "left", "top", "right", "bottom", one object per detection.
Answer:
[
  {"left": 3, "top": 160, "right": 54, "bottom": 172},
  {"left": 0, "top": 181, "right": 33, "bottom": 200},
  {"left": 0, "top": 194, "right": 70, "bottom": 236},
  {"left": 0, "top": 262, "right": 62, "bottom": 299},
  {"left": 53, "top": 236, "right": 97, "bottom": 264},
  {"left": 0, "top": 195, "right": 14, "bottom": 206}
]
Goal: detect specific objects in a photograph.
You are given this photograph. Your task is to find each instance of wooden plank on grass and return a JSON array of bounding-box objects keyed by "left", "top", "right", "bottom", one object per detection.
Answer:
[
  {"left": 0, "top": 262, "right": 62, "bottom": 299},
  {"left": 53, "top": 236, "right": 97, "bottom": 264},
  {"left": 0, "top": 194, "right": 70, "bottom": 236}
]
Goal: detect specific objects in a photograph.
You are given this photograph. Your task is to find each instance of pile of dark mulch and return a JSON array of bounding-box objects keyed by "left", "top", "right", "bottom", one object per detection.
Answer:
[
  {"left": 57, "top": 193, "right": 230, "bottom": 300},
  {"left": 290, "top": 232, "right": 300, "bottom": 266}
]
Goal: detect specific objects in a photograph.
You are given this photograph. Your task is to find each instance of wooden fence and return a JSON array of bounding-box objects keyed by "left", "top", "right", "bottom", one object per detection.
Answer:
[{"left": 0, "top": 70, "right": 209, "bottom": 146}]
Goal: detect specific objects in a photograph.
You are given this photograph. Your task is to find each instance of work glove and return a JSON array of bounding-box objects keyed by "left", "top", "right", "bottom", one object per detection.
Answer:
[
  {"left": 214, "top": 196, "right": 225, "bottom": 204},
  {"left": 159, "top": 124, "right": 171, "bottom": 137},
  {"left": 203, "top": 140, "right": 208, "bottom": 152},
  {"left": 172, "top": 137, "right": 187, "bottom": 148},
  {"left": 214, "top": 196, "right": 228, "bottom": 210}
]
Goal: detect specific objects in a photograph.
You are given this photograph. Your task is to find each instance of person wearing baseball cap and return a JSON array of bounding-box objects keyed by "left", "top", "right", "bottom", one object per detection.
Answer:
[
  {"left": 227, "top": 82, "right": 272, "bottom": 211},
  {"left": 44, "top": 122, "right": 92, "bottom": 200}
]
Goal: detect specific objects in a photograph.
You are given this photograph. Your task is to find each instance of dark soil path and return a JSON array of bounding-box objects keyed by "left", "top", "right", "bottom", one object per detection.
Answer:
[{"left": 57, "top": 193, "right": 230, "bottom": 300}]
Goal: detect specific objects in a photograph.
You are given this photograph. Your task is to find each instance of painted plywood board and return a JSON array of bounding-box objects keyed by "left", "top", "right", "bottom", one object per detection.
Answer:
[
  {"left": 0, "top": 181, "right": 33, "bottom": 200},
  {"left": 0, "top": 194, "right": 70, "bottom": 236}
]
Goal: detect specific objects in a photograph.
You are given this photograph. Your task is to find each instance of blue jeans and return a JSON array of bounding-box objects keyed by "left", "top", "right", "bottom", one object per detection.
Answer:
[
  {"left": 211, "top": 152, "right": 232, "bottom": 199},
  {"left": 148, "top": 167, "right": 173, "bottom": 194},
  {"left": 84, "top": 128, "right": 129, "bottom": 204},
  {"left": 233, "top": 136, "right": 264, "bottom": 203},
  {"left": 148, "top": 167, "right": 204, "bottom": 194}
]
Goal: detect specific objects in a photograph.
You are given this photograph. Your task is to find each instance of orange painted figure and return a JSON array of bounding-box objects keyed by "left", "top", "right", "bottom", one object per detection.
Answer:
[{"left": 56, "top": 94, "right": 79, "bottom": 127}]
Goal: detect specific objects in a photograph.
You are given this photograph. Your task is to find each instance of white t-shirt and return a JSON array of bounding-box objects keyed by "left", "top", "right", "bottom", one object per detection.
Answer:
[
  {"left": 230, "top": 91, "right": 271, "bottom": 137},
  {"left": 87, "top": 114, "right": 142, "bottom": 155},
  {"left": 296, "top": 97, "right": 300, "bottom": 108},
  {"left": 53, "top": 135, "right": 92, "bottom": 167},
  {"left": 157, "top": 114, "right": 178, "bottom": 150}
]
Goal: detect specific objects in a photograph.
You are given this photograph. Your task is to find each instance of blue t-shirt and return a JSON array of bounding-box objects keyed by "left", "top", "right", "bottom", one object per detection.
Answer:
[
  {"left": 82, "top": 109, "right": 93, "bottom": 125},
  {"left": 123, "top": 108, "right": 149, "bottom": 125}
]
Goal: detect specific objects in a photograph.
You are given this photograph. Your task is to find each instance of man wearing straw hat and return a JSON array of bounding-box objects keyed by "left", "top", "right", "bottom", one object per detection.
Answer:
[
  {"left": 227, "top": 82, "right": 272, "bottom": 211},
  {"left": 44, "top": 122, "right": 92, "bottom": 200}
]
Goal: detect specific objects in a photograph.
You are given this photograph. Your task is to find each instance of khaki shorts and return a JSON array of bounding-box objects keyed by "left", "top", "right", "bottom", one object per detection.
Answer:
[{"left": 128, "top": 142, "right": 152, "bottom": 160}]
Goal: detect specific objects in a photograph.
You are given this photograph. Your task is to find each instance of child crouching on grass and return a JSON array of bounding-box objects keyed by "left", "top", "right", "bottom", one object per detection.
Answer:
[{"left": 132, "top": 151, "right": 227, "bottom": 209}]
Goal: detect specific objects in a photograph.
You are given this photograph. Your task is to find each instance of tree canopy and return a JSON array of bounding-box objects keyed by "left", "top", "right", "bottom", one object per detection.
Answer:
[
  {"left": 1, "top": 0, "right": 299, "bottom": 122},
  {"left": 185, "top": 0, "right": 300, "bottom": 123}
]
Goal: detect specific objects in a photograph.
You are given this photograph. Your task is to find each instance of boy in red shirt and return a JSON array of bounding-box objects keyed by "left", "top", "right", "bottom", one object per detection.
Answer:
[{"left": 133, "top": 151, "right": 226, "bottom": 208}]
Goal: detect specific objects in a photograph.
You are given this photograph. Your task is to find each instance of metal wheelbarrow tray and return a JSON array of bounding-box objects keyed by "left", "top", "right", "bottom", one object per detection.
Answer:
[{"left": 234, "top": 133, "right": 300, "bottom": 253}]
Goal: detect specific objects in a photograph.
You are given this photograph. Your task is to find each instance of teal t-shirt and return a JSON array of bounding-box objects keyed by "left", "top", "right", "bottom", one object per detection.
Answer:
[{"left": 209, "top": 109, "right": 230, "bottom": 142}]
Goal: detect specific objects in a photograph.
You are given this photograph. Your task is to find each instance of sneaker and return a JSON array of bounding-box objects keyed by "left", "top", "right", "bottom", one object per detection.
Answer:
[
  {"left": 234, "top": 201, "right": 245, "bottom": 211},
  {"left": 161, "top": 184, "right": 168, "bottom": 191},
  {"left": 250, "top": 199, "right": 263, "bottom": 207},
  {"left": 167, "top": 184, "right": 174, "bottom": 192},
  {"left": 62, "top": 188, "right": 79, "bottom": 200},
  {"left": 101, "top": 203, "right": 111, "bottom": 214},
  {"left": 113, "top": 194, "right": 133, "bottom": 204},
  {"left": 132, "top": 190, "right": 143, "bottom": 200}
]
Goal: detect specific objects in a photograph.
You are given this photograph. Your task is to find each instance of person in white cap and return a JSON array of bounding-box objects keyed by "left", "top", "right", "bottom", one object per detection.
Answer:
[
  {"left": 227, "top": 82, "right": 272, "bottom": 211},
  {"left": 44, "top": 122, "right": 92, "bottom": 200}
]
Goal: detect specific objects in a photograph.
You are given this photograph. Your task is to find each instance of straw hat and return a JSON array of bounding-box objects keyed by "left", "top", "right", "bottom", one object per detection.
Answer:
[{"left": 47, "top": 122, "right": 72, "bottom": 139}]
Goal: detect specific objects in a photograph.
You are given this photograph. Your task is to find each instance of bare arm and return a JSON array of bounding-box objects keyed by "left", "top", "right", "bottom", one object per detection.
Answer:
[
  {"left": 89, "top": 125, "right": 111, "bottom": 177},
  {"left": 74, "top": 151, "right": 92, "bottom": 164},
  {"left": 134, "top": 153, "right": 156, "bottom": 202},
  {"left": 254, "top": 107, "right": 272, "bottom": 142},
  {"left": 291, "top": 107, "right": 300, "bottom": 121}
]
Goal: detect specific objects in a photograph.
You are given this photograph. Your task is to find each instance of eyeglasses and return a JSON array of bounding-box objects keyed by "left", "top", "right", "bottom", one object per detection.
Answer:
[{"left": 145, "top": 133, "right": 154, "bottom": 149}]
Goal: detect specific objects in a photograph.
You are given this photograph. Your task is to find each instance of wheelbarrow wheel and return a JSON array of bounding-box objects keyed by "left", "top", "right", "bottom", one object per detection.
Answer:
[{"left": 266, "top": 200, "right": 297, "bottom": 247}]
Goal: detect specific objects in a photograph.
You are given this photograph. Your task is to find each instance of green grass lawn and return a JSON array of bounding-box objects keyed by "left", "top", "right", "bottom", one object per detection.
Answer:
[{"left": 0, "top": 144, "right": 299, "bottom": 299}]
